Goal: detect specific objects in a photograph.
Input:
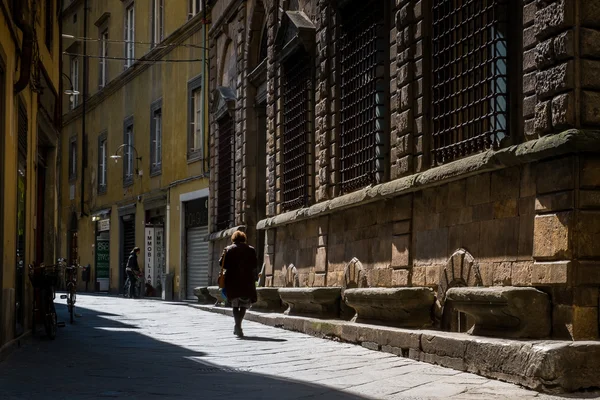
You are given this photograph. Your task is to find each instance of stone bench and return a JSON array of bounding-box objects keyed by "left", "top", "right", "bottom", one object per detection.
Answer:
[
  {"left": 253, "top": 287, "right": 284, "bottom": 311},
  {"left": 207, "top": 286, "right": 227, "bottom": 306},
  {"left": 344, "top": 287, "right": 434, "bottom": 328},
  {"left": 193, "top": 287, "right": 216, "bottom": 304},
  {"left": 278, "top": 287, "right": 341, "bottom": 318},
  {"left": 445, "top": 286, "right": 551, "bottom": 339}
]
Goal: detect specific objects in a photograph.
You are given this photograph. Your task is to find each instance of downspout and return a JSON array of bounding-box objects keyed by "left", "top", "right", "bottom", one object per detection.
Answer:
[
  {"left": 201, "top": 0, "right": 208, "bottom": 174},
  {"left": 57, "top": 0, "right": 64, "bottom": 263},
  {"left": 13, "top": 0, "right": 34, "bottom": 94},
  {"left": 80, "top": 0, "right": 88, "bottom": 217}
]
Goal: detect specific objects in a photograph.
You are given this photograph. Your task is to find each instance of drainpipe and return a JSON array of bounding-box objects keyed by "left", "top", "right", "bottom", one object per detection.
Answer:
[
  {"left": 201, "top": 0, "right": 208, "bottom": 174},
  {"left": 13, "top": 0, "right": 34, "bottom": 94},
  {"left": 80, "top": 0, "right": 88, "bottom": 217}
]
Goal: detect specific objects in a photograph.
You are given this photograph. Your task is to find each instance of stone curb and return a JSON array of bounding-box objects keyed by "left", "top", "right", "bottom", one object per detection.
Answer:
[{"left": 188, "top": 303, "right": 600, "bottom": 394}]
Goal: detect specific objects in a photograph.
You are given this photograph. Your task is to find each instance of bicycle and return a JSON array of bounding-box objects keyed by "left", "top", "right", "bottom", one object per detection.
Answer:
[
  {"left": 123, "top": 270, "right": 143, "bottom": 299},
  {"left": 59, "top": 260, "right": 80, "bottom": 324},
  {"left": 28, "top": 260, "right": 63, "bottom": 339}
]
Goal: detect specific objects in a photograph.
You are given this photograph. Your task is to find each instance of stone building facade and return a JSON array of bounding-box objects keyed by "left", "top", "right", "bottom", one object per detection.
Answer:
[{"left": 207, "top": 0, "right": 600, "bottom": 340}]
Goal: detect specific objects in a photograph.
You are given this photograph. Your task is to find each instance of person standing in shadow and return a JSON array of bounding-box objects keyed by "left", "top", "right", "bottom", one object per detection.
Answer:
[{"left": 220, "top": 231, "right": 258, "bottom": 338}]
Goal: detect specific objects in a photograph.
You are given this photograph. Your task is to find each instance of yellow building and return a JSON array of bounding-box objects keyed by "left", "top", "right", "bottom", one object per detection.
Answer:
[
  {"left": 59, "top": 0, "right": 211, "bottom": 300},
  {"left": 0, "top": 0, "right": 61, "bottom": 353}
]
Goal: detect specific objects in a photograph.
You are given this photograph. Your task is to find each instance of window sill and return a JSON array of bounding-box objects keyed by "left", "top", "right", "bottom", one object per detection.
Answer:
[
  {"left": 187, "top": 153, "right": 203, "bottom": 164},
  {"left": 123, "top": 179, "right": 134, "bottom": 188},
  {"left": 150, "top": 168, "right": 162, "bottom": 178},
  {"left": 98, "top": 187, "right": 107, "bottom": 196}
]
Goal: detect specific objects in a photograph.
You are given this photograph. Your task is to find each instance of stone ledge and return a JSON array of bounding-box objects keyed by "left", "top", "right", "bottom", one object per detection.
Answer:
[
  {"left": 254, "top": 287, "right": 284, "bottom": 311},
  {"left": 189, "top": 304, "right": 600, "bottom": 393},
  {"left": 206, "top": 225, "right": 246, "bottom": 242},
  {"left": 258, "top": 130, "right": 600, "bottom": 230},
  {"left": 344, "top": 287, "right": 434, "bottom": 328},
  {"left": 192, "top": 287, "right": 216, "bottom": 304},
  {"left": 207, "top": 286, "right": 226, "bottom": 306}
]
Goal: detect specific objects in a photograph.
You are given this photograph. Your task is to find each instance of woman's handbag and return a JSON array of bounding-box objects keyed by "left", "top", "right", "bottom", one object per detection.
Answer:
[{"left": 217, "top": 249, "right": 227, "bottom": 289}]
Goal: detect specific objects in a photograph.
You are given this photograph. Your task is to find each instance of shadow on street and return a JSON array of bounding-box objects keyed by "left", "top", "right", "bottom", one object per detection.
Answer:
[{"left": 0, "top": 301, "right": 368, "bottom": 400}]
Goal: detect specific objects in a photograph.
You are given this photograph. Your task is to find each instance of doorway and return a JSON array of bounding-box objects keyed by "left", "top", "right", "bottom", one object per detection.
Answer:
[{"left": 120, "top": 215, "right": 136, "bottom": 293}]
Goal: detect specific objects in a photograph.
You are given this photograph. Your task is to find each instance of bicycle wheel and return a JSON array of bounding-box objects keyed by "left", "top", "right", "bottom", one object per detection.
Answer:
[{"left": 68, "top": 285, "right": 76, "bottom": 324}]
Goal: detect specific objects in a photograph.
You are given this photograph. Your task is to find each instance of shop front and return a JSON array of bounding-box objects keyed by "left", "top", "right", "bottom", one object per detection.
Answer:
[{"left": 93, "top": 209, "right": 111, "bottom": 292}]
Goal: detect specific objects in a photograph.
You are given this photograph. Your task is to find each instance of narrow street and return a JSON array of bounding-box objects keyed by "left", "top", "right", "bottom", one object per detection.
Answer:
[{"left": 0, "top": 295, "right": 593, "bottom": 400}]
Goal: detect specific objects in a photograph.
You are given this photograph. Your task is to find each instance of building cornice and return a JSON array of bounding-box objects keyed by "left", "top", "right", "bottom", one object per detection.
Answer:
[
  {"left": 62, "top": 13, "right": 207, "bottom": 126},
  {"left": 62, "top": 0, "right": 84, "bottom": 16},
  {"left": 257, "top": 130, "right": 600, "bottom": 231}
]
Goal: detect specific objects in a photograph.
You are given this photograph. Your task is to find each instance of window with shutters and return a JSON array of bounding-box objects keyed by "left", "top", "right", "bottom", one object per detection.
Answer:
[
  {"left": 99, "top": 29, "right": 108, "bottom": 88},
  {"left": 69, "top": 136, "right": 77, "bottom": 181},
  {"left": 339, "top": 0, "right": 386, "bottom": 194},
  {"left": 187, "top": 75, "right": 203, "bottom": 161},
  {"left": 124, "top": 4, "right": 135, "bottom": 68},
  {"left": 70, "top": 57, "right": 79, "bottom": 109},
  {"left": 150, "top": 99, "right": 162, "bottom": 176},
  {"left": 98, "top": 132, "right": 107, "bottom": 194},
  {"left": 432, "top": 0, "right": 509, "bottom": 165},
  {"left": 216, "top": 115, "right": 235, "bottom": 231},
  {"left": 152, "top": 0, "right": 164, "bottom": 46},
  {"left": 282, "top": 49, "right": 312, "bottom": 211},
  {"left": 123, "top": 117, "right": 134, "bottom": 186}
]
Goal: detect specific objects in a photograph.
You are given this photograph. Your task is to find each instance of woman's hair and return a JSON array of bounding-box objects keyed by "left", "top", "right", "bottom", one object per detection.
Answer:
[{"left": 231, "top": 231, "right": 247, "bottom": 243}]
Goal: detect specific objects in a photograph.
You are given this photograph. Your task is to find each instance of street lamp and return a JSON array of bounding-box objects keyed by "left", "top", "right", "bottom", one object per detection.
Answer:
[
  {"left": 111, "top": 144, "right": 143, "bottom": 177},
  {"left": 61, "top": 72, "right": 80, "bottom": 104}
]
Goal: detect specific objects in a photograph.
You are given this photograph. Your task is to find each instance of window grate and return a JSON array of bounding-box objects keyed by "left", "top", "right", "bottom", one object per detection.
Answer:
[
  {"left": 340, "top": 0, "right": 385, "bottom": 194},
  {"left": 282, "top": 51, "right": 311, "bottom": 211},
  {"left": 432, "top": 0, "right": 509, "bottom": 165},
  {"left": 216, "top": 115, "right": 235, "bottom": 231}
]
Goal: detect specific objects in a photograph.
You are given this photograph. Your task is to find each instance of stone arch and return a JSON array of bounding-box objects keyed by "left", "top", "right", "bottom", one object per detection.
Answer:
[
  {"left": 343, "top": 257, "right": 368, "bottom": 289},
  {"left": 282, "top": 263, "right": 299, "bottom": 287},
  {"left": 437, "top": 248, "right": 482, "bottom": 332}
]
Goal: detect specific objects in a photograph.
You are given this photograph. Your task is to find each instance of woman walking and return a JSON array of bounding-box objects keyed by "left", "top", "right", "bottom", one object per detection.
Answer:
[{"left": 220, "top": 231, "right": 258, "bottom": 337}]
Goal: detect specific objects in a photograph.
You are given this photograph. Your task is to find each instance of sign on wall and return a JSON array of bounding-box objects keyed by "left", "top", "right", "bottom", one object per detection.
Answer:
[
  {"left": 145, "top": 226, "right": 155, "bottom": 287},
  {"left": 95, "top": 238, "right": 110, "bottom": 291},
  {"left": 98, "top": 219, "right": 110, "bottom": 232},
  {"left": 155, "top": 227, "right": 164, "bottom": 286}
]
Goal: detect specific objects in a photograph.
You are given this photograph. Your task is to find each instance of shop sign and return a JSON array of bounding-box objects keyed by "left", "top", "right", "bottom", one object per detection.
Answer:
[
  {"left": 95, "top": 239, "right": 110, "bottom": 280},
  {"left": 98, "top": 219, "right": 110, "bottom": 232},
  {"left": 145, "top": 227, "right": 155, "bottom": 287},
  {"left": 155, "top": 227, "right": 165, "bottom": 285}
]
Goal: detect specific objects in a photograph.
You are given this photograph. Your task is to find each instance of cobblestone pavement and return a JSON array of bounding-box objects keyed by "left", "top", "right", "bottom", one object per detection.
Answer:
[{"left": 1, "top": 295, "right": 598, "bottom": 400}]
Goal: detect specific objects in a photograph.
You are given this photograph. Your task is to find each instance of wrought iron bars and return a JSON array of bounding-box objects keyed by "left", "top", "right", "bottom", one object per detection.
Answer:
[
  {"left": 339, "top": 0, "right": 386, "bottom": 194},
  {"left": 282, "top": 50, "right": 312, "bottom": 211},
  {"left": 432, "top": 0, "right": 509, "bottom": 165},
  {"left": 216, "top": 115, "right": 235, "bottom": 231}
]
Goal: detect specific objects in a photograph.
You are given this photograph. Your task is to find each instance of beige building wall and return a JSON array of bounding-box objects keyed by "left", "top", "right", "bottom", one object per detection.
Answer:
[{"left": 60, "top": 1, "right": 210, "bottom": 299}]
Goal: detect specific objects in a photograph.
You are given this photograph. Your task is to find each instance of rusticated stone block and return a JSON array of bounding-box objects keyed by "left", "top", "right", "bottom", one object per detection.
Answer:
[
  {"left": 532, "top": 261, "right": 571, "bottom": 285},
  {"left": 553, "top": 30, "right": 574, "bottom": 60},
  {"left": 344, "top": 287, "right": 434, "bottom": 328},
  {"left": 535, "top": 191, "right": 574, "bottom": 212},
  {"left": 446, "top": 286, "right": 551, "bottom": 339},
  {"left": 279, "top": 287, "right": 341, "bottom": 318},
  {"left": 581, "top": 156, "right": 600, "bottom": 188},
  {"left": 536, "top": 62, "right": 573, "bottom": 100},
  {"left": 536, "top": 156, "right": 574, "bottom": 194},
  {"left": 534, "top": 38, "right": 554, "bottom": 69},
  {"left": 552, "top": 92, "right": 574, "bottom": 129},
  {"left": 533, "top": 212, "right": 572, "bottom": 260},
  {"left": 254, "top": 287, "right": 284, "bottom": 311},
  {"left": 574, "top": 211, "right": 600, "bottom": 258},
  {"left": 391, "top": 234, "right": 410, "bottom": 267},
  {"left": 523, "top": 72, "right": 536, "bottom": 96},
  {"left": 581, "top": 28, "right": 600, "bottom": 58},
  {"left": 582, "top": 60, "right": 600, "bottom": 89},
  {"left": 535, "top": 0, "right": 574, "bottom": 41},
  {"left": 582, "top": 91, "right": 600, "bottom": 126},
  {"left": 581, "top": 1, "right": 600, "bottom": 27},
  {"left": 534, "top": 100, "right": 552, "bottom": 135}
]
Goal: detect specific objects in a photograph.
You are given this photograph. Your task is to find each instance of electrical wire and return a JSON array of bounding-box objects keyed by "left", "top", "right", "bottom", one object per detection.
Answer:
[
  {"left": 63, "top": 52, "right": 204, "bottom": 63},
  {"left": 63, "top": 34, "right": 209, "bottom": 50}
]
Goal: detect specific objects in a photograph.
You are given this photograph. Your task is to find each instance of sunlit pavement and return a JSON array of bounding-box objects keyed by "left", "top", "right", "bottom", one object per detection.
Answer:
[{"left": 0, "top": 295, "right": 597, "bottom": 400}]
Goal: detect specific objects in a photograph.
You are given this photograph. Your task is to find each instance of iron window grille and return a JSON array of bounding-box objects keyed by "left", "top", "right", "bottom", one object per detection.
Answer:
[
  {"left": 282, "top": 50, "right": 312, "bottom": 211},
  {"left": 339, "top": 0, "right": 386, "bottom": 194},
  {"left": 216, "top": 115, "right": 235, "bottom": 231},
  {"left": 432, "top": 0, "right": 509, "bottom": 165}
]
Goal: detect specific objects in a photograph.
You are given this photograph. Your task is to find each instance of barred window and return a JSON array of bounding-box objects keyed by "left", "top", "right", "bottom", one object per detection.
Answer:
[
  {"left": 216, "top": 115, "right": 235, "bottom": 231},
  {"left": 432, "top": 0, "right": 509, "bottom": 165},
  {"left": 282, "top": 50, "right": 312, "bottom": 211},
  {"left": 340, "top": 0, "right": 386, "bottom": 194}
]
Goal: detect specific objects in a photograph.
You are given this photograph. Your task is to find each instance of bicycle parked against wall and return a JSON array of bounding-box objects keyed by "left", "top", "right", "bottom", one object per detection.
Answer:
[
  {"left": 28, "top": 259, "right": 64, "bottom": 339},
  {"left": 123, "top": 270, "right": 143, "bottom": 299},
  {"left": 59, "top": 260, "right": 80, "bottom": 324}
]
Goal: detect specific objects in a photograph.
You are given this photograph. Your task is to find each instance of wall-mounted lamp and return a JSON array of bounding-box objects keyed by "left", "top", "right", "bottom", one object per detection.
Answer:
[{"left": 111, "top": 144, "right": 143, "bottom": 177}]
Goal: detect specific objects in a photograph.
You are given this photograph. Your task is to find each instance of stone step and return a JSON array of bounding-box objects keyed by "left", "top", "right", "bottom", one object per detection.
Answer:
[
  {"left": 344, "top": 287, "right": 434, "bottom": 328},
  {"left": 445, "top": 286, "right": 551, "bottom": 339},
  {"left": 278, "top": 287, "right": 341, "bottom": 318}
]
